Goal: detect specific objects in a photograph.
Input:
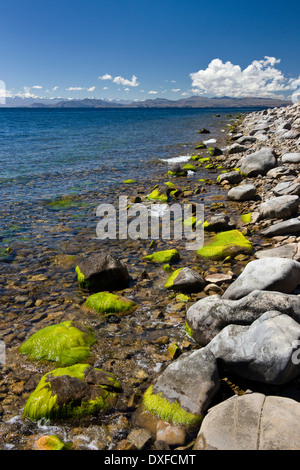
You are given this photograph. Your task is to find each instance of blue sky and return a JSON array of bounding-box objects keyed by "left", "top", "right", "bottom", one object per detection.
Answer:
[{"left": 1, "top": 0, "right": 299, "bottom": 101}]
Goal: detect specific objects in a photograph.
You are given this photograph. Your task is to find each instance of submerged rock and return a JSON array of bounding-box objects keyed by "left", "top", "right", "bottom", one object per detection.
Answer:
[
  {"left": 223, "top": 257, "right": 300, "bottom": 300},
  {"left": 22, "top": 364, "right": 122, "bottom": 422},
  {"left": 19, "top": 321, "right": 96, "bottom": 366},
  {"left": 84, "top": 292, "right": 137, "bottom": 314}
]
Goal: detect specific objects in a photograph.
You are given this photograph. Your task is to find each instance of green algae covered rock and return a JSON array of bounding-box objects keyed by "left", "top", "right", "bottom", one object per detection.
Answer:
[
  {"left": 197, "top": 229, "right": 253, "bottom": 260},
  {"left": 35, "top": 435, "right": 70, "bottom": 450},
  {"left": 147, "top": 187, "right": 168, "bottom": 202},
  {"left": 164, "top": 267, "right": 206, "bottom": 293},
  {"left": 84, "top": 292, "right": 137, "bottom": 315},
  {"left": 182, "top": 163, "right": 196, "bottom": 171},
  {"left": 22, "top": 364, "right": 122, "bottom": 422},
  {"left": 241, "top": 212, "right": 252, "bottom": 223},
  {"left": 143, "top": 249, "right": 180, "bottom": 264},
  {"left": 123, "top": 179, "right": 136, "bottom": 184},
  {"left": 142, "top": 385, "right": 200, "bottom": 427},
  {"left": 19, "top": 321, "right": 96, "bottom": 366}
]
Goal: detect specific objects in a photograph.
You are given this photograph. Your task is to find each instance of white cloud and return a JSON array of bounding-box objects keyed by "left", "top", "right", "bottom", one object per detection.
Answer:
[
  {"left": 103, "top": 86, "right": 109, "bottom": 90},
  {"left": 148, "top": 90, "right": 158, "bottom": 94},
  {"left": 32, "top": 85, "right": 43, "bottom": 89},
  {"left": 190, "top": 57, "right": 300, "bottom": 98},
  {"left": 67, "top": 87, "right": 84, "bottom": 91},
  {"left": 87, "top": 86, "right": 96, "bottom": 92},
  {"left": 99, "top": 74, "right": 113, "bottom": 80},
  {"left": 52, "top": 86, "right": 59, "bottom": 91},
  {"left": 171, "top": 88, "right": 181, "bottom": 92},
  {"left": 99, "top": 73, "right": 139, "bottom": 87}
]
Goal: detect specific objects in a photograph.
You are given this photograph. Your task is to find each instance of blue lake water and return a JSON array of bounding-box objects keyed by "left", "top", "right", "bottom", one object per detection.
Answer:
[{"left": 0, "top": 107, "right": 249, "bottom": 204}]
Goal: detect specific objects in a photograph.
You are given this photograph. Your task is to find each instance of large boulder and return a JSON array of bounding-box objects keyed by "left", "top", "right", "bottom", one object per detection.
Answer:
[
  {"left": 272, "top": 180, "right": 300, "bottom": 197},
  {"left": 197, "top": 230, "right": 253, "bottom": 260},
  {"left": 282, "top": 153, "right": 300, "bottom": 163},
  {"left": 222, "top": 257, "right": 300, "bottom": 300},
  {"left": 207, "top": 310, "right": 300, "bottom": 384},
  {"left": 258, "top": 195, "right": 299, "bottom": 220},
  {"left": 255, "top": 243, "right": 300, "bottom": 261},
  {"left": 75, "top": 253, "right": 130, "bottom": 292},
  {"left": 238, "top": 147, "right": 277, "bottom": 176},
  {"left": 194, "top": 392, "right": 300, "bottom": 450},
  {"left": 141, "top": 348, "right": 219, "bottom": 429},
  {"left": 186, "top": 289, "right": 300, "bottom": 346}
]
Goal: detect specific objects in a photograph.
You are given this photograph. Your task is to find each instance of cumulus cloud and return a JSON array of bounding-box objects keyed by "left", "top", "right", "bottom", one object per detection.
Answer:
[
  {"left": 32, "top": 85, "right": 43, "bottom": 89},
  {"left": 67, "top": 87, "right": 84, "bottom": 91},
  {"left": 87, "top": 86, "right": 96, "bottom": 92},
  {"left": 99, "top": 74, "right": 139, "bottom": 87},
  {"left": 190, "top": 57, "right": 299, "bottom": 98},
  {"left": 148, "top": 90, "right": 158, "bottom": 94}
]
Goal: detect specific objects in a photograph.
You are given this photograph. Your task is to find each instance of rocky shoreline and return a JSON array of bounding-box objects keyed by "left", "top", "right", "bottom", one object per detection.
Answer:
[{"left": 0, "top": 102, "right": 300, "bottom": 451}]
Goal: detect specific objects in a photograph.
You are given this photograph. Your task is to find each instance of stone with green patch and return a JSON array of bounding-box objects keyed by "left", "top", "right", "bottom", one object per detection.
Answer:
[{"left": 197, "top": 229, "right": 253, "bottom": 260}]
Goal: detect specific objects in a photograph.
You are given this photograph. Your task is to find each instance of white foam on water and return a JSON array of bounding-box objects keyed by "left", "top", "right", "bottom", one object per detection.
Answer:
[
  {"left": 160, "top": 155, "right": 191, "bottom": 164},
  {"left": 203, "top": 138, "right": 217, "bottom": 144}
]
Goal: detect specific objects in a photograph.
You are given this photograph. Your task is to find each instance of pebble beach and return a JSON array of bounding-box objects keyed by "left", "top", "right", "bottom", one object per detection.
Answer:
[{"left": 0, "top": 101, "right": 300, "bottom": 451}]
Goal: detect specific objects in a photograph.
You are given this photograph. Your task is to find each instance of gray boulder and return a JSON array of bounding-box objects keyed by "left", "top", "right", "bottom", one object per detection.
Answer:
[
  {"left": 227, "top": 143, "right": 249, "bottom": 154},
  {"left": 261, "top": 217, "right": 300, "bottom": 237},
  {"left": 282, "top": 153, "right": 300, "bottom": 163},
  {"left": 236, "top": 135, "right": 257, "bottom": 145},
  {"left": 267, "top": 166, "right": 296, "bottom": 178},
  {"left": 207, "top": 310, "right": 300, "bottom": 384},
  {"left": 194, "top": 392, "right": 300, "bottom": 450},
  {"left": 165, "top": 267, "right": 206, "bottom": 293},
  {"left": 227, "top": 184, "right": 257, "bottom": 201},
  {"left": 258, "top": 195, "right": 299, "bottom": 219},
  {"left": 150, "top": 348, "right": 219, "bottom": 421},
  {"left": 204, "top": 213, "right": 236, "bottom": 232},
  {"left": 281, "top": 130, "right": 300, "bottom": 139},
  {"left": 186, "top": 289, "right": 300, "bottom": 346},
  {"left": 222, "top": 257, "right": 300, "bottom": 300},
  {"left": 238, "top": 147, "right": 277, "bottom": 176}
]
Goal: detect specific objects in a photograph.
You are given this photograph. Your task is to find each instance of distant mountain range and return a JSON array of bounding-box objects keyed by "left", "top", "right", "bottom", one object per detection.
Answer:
[{"left": 0, "top": 95, "right": 291, "bottom": 109}]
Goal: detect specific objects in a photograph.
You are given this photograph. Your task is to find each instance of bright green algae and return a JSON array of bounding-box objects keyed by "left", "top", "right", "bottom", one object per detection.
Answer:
[
  {"left": 75, "top": 265, "right": 88, "bottom": 289},
  {"left": 142, "top": 385, "right": 201, "bottom": 426},
  {"left": 197, "top": 229, "right": 253, "bottom": 260},
  {"left": 22, "top": 364, "right": 122, "bottom": 422},
  {"left": 143, "top": 249, "right": 180, "bottom": 264},
  {"left": 19, "top": 321, "right": 96, "bottom": 366},
  {"left": 84, "top": 292, "right": 137, "bottom": 314},
  {"left": 146, "top": 187, "right": 168, "bottom": 202},
  {"left": 164, "top": 268, "right": 183, "bottom": 290}
]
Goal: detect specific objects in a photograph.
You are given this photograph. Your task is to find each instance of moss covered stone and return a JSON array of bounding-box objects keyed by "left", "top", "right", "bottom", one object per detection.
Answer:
[
  {"left": 19, "top": 321, "right": 96, "bottom": 366},
  {"left": 164, "top": 268, "right": 184, "bottom": 290},
  {"left": 123, "top": 179, "right": 136, "bottom": 184},
  {"left": 22, "top": 364, "right": 122, "bottom": 422},
  {"left": 84, "top": 292, "right": 137, "bottom": 314},
  {"left": 143, "top": 249, "right": 180, "bottom": 264},
  {"left": 197, "top": 229, "right": 253, "bottom": 260},
  {"left": 142, "top": 385, "right": 200, "bottom": 426},
  {"left": 182, "top": 163, "right": 196, "bottom": 171},
  {"left": 147, "top": 187, "right": 168, "bottom": 202},
  {"left": 241, "top": 212, "right": 252, "bottom": 223}
]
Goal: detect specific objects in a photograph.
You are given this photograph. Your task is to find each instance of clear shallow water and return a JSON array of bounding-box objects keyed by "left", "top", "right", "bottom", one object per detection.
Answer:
[{"left": 0, "top": 107, "right": 245, "bottom": 204}]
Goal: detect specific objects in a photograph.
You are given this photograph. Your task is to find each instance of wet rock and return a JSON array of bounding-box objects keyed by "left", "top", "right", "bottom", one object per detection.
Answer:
[
  {"left": 164, "top": 267, "right": 206, "bottom": 293},
  {"left": 217, "top": 171, "right": 243, "bottom": 185},
  {"left": 75, "top": 253, "right": 130, "bottom": 292},
  {"left": 207, "top": 310, "right": 300, "bottom": 384},
  {"left": 127, "top": 428, "right": 153, "bottom": 450},
  {"left": 194, "top": 392, "right": 300, "bottom": 450},
  {"left": 222, "top": 257, "right": 300, "bottom": 300},
  {"left": 204, "top": 213, "right": 235, "bottom": 232},
  {"left": 156, "top": 420, "right": 186, "bottom": 446},
  {"left": 258, "top": 195, "right": 299, "bottom": 220},
  {"left": 227, "top": 184, "right": 257, "bottom": 201},
  {"left": 197, "top": 229, "right": 253, "bottom": 260},
  {"left": 186, "top": 289, "right": 300, "bottom": 346},
  {"left": 238, "top": 147, "right": 277, "bottom": 176}
]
